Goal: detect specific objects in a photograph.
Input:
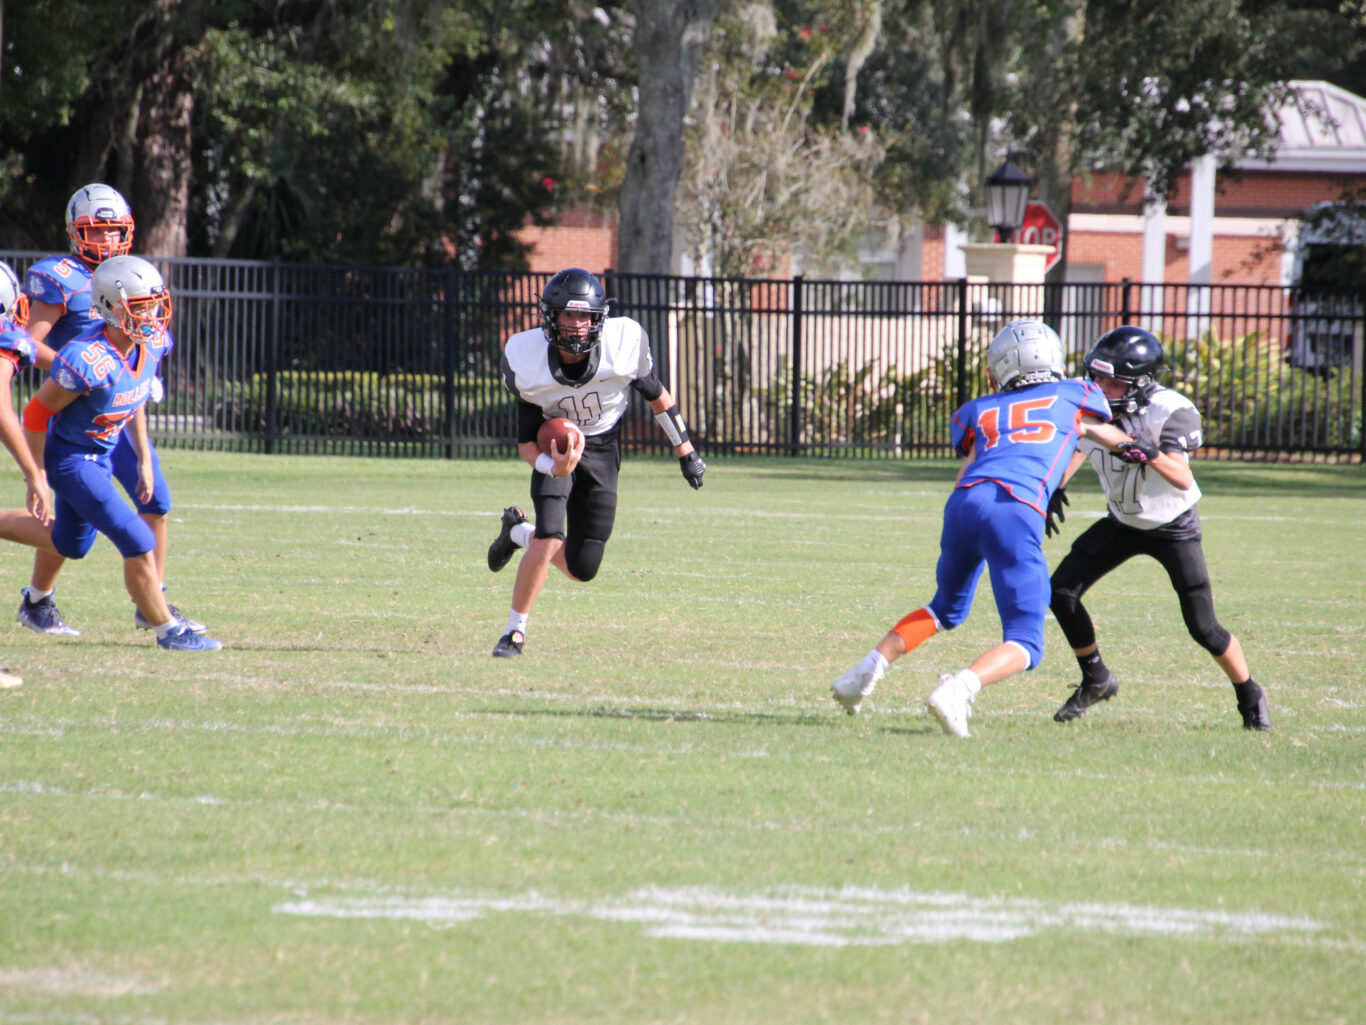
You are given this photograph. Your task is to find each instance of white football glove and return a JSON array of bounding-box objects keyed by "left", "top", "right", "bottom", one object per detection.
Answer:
[{"left": 150, "top": 376, "right": 165, "bottom": 403}]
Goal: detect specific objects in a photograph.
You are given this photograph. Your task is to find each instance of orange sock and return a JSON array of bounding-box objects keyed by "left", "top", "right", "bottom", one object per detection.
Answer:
[{"left": 891, "top": 608, "right": 938, "bottom": 651}]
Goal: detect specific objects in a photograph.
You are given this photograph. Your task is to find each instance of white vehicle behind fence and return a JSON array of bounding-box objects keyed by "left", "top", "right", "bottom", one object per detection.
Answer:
[{"left": 1286, "top": 201, "right": 1366, "bottom": 375}]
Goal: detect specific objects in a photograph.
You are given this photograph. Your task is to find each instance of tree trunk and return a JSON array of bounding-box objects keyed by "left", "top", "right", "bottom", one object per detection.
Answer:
[
  {"left": 134, "top": 50, "right": 195, "bottom": 258},
  {"left": 616, "top": 0, "right": 729, "bottom": 275},
  {"left": 1036, "top": 1, "right": 1086, "bottom": 287}
]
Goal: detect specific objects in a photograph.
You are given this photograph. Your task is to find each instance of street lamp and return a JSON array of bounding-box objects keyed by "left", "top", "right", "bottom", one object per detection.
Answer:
[{"left": 985, "top": 157, "right": 1033, "bottom": 243}]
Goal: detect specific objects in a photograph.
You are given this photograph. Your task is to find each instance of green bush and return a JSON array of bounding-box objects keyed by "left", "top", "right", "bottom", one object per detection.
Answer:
[
  {"left": 217, "top": 371, "right": 511, "bottom": 438},
  {"left": 1164, "top": 331, "right": 1361, "bottom": 452}
]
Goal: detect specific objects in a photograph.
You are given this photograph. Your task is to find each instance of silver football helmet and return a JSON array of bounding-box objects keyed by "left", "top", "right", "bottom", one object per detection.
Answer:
[
  {"left": 66, "top": 183, "right": 135, "bottom": 265},
  {"left": 987, "top": 319, "right": 1065, "bottom": 390},
  {"left": 91, "top": 255, "right": 172, "bottom": 342},
  {"left": 0, "top": 261, "right": 28, "bottom": 327}
]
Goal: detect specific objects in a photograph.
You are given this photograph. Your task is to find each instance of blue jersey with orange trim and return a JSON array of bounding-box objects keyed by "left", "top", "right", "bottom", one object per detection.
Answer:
[
  {"left": 950, "top": 377, "right": 1111, "bottom": 515},
  {"left": 0, "top": 320, "right": 37, "bottom": 372},
  {"left": 24, "top": 256, "right": 105, "bottom": 347},
  {"left": 47, "top": 332, "right": 166, "bottom": 453}
]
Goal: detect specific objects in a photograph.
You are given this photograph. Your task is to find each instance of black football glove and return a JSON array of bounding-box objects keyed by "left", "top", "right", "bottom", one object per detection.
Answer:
[
  {"left": 1116, "top": 438, "right": 1159, "bottom": 464},
  {"left": 1045, "top": 486, "right": 1069, "bottom": 539},
  {"left": 680, "top": 452, "right": 706, "bottom": 489}
]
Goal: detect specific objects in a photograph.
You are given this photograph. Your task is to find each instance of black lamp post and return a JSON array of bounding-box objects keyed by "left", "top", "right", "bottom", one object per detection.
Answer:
[{"left": 985, "top": 157, "right": 1033, "bottom": 243}]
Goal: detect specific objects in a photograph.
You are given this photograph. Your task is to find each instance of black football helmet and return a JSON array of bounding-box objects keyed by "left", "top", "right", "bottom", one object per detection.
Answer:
[
  {"left": 1083, "top": 326, "right": 1164, "bottom": 413},
  {"left": 539, "top": 268, "right": 608, "bottom": 355}
]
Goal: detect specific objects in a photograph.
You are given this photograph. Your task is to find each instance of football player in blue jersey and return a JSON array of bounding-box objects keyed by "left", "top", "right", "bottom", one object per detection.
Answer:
[
  {"left": 16, "top": 256, "right": 222, "bottom": 651},
  {"left": 483, "top": 268, "right": 706, "bottom": 658},
  {"left": 0, "top": 262, "right": 58, "bottom": 688},
  {"left": 18, "top": 184, "right": 206, "bottom": 638},
  {"left": 830, "top": 319, "right": 1135, "bottom": 738}
]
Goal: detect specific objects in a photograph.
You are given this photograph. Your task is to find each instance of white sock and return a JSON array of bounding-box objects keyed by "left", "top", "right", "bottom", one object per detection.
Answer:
[
  {"left": 505, "top": 610, "right": 529, "bottom": 636},
  {"left": 153, "top": 620, "right": 179, "bottom": 639},
  {"left": 865, "top": 649, "right": 890, "bottom": 678},
  {"left": 26, "top": 587, "right": 53, "bottom": 602},
  {"left": 958, "top": 669, "right": 982, "bottom": 696},
  {"left": 510, "top": 522, "right": 534, "bottom": 548}
]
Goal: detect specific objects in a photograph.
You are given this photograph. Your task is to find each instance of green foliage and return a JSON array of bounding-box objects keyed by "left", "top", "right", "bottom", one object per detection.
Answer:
[
  {"left": 751, "top": 346, "right": 965, "bottom": 451},
  {"left": 1165, "top": 329, "right": 1363, "bottom": 451},
  {"left": 216, "top": 370, "right": 510, "bottom": 438},
  {"left": 3, "top": 453, "right": 1365, "bottom": 1022}
]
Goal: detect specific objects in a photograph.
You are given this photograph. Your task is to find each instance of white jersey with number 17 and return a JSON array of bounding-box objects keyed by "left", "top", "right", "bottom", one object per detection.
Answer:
[{"left": 1076, "top": 386, "right": 1204, "bottom": 532}]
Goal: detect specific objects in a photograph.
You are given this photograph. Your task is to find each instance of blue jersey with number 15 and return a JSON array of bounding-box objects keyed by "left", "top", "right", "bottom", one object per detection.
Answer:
[
  {"left": 48, "top": 333, "right": 167, "bottom": 454},
  {"left": 951, "top": 377, "right": 1111, "bottom": 516}
]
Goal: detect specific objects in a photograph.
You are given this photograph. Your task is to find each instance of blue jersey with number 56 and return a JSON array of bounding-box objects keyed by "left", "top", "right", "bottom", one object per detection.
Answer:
[
  {"left": 48, "top": 333, "right": 166, "bottom": 453},
  {"left": 950, "top": 378, "right": 1111, "bottom": 515}
]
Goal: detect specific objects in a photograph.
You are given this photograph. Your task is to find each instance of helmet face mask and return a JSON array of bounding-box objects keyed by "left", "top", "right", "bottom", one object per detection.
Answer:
[
  {"left": 91, "top": 256, "right": 172, "bottom": 344},
  {"left": 986, "top": 319, "right": 1065, "bottom": 390},
  {"left": 0, "top": 261, "right": 29, "bottom": 328},
  {"left": 1084, "top": 326, "right": 1164, "bottom": 413},
  {"left": 66, "top": 184, "right": 135, "bottom": 266},
  {"left": 539, "top": 268, "right": 608, "bottom": 355}
]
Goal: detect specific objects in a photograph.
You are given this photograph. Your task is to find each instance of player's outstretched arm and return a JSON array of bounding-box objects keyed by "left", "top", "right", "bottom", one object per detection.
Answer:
[{"left": 649, "top": 387, "right": 705, "bottom": 489}]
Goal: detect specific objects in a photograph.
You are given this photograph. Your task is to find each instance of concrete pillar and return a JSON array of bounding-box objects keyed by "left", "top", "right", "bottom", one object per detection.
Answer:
[
  {"left": 958, "top": 243, "right": 1056, "bottom": 285},
  {"left": 1141, "top": 183, "right": 1167, "bottom": 333},
  {"left": 1185, "top": 155, "right": 1215, "bottom": 339},
  {"left": 943, "top": 222, "right": 968, "bottom": 279}
]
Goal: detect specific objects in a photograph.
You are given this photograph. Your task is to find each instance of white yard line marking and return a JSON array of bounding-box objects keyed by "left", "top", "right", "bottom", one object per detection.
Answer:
[
  {"left": 272, "top": 884, "right": 1331, "bottom": 948},
  {"left": 0, "top": 967, "right": 164, "bottom": 996}
]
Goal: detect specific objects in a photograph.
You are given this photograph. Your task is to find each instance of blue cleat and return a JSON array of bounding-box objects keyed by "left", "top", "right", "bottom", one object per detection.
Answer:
[
  {"left": 135, "top": 603, "right": 207, "bottom": 634},
  {"left": 17, "top": 588, "right": 81, "bottom": 636},
  {"left": 156, "top": 625, "right": 223, "bottom": 651}
]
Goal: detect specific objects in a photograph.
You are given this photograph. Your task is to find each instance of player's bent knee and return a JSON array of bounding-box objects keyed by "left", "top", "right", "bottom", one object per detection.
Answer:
[
  {"left": 565, "top": 543, "right": 606, "bottom": 582},
  {"left": 1189, "top": 622, "right": 1230, "bottom": 656}
]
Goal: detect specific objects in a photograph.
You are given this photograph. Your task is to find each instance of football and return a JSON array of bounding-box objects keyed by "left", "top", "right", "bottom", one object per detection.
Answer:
[{"left": 537, "top": 417, "right": 582, "bottom": 455}]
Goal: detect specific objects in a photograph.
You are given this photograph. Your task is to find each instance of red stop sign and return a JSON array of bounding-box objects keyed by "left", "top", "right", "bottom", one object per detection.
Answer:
[{"left": 1015, "top": 201, "right": 1063, "bottom": 273}]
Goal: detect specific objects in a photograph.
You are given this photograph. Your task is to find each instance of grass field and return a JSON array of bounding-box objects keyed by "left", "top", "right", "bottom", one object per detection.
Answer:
[{"left": 1, "top": 451, "right": 1363, "bottom": 1024}]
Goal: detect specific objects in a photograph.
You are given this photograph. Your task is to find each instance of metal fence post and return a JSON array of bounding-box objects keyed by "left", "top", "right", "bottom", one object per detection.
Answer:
[
  {"left": 443, "top": 263, "right": 458, "bottom": 459},
  {"left": 955, "top": 277, "right": 969, "bottom": 410},
  {"left": 1121, "top": 277, "right": 1133, "bottom": 325},
  {"left": 790, "top": 274, "right": 803, "bottom": 455},
  {"left": 267, "top": 259, "right": 281, "bottom": 454}
]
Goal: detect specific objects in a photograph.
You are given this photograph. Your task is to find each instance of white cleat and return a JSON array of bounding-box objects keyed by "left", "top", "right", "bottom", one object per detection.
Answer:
[
  {"left": 926, "top": 672, "right": 974, "bottom": 738},
  {"left": 831, "top": 660, "right": 884, "bottom": 716}
]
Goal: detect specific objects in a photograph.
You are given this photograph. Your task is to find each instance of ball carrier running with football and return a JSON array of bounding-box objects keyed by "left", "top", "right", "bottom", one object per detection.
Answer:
[{"left": 485, "top": 268, "right": 706, "bottom": 658}]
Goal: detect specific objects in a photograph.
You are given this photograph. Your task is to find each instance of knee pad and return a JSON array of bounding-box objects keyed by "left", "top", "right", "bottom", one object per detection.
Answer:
[
  {"left": 1188, "top": 621, "right": 1230, "bottom": 657},
  {"left": 564, "top": 538, "right": 606, "bottom": 582}
]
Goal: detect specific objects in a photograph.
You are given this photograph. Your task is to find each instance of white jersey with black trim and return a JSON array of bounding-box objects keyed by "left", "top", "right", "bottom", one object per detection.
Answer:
[
  {"left": 1076, "top": 385, "right": 1204, "bottom": 532},
  {"left": 499, "top": 316, "right": 653, "bottom": 437}
]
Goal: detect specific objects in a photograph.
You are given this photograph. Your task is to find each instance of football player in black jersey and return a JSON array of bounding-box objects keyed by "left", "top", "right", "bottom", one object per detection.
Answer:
[
  {"left": 484, "top": 268, "right": 706, "bottom": 658},
  {"left": 1046, "top": 326, "right": 1271, "bottom": 730}
]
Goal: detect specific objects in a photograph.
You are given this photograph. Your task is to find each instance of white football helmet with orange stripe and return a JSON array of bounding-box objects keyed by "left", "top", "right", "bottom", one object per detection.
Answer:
[{"left": 66, "top": 184, "right": 135, "bottom": 266}]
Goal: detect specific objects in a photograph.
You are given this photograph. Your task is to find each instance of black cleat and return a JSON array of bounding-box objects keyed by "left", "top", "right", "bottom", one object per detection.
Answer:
[
  {"left": 1235, "top": 682, "right": 1272, "bottom": 732},
  {"left": 1054, "top": 671, "right": 1119, "bottom": 722},
  {"left": 489, "top": 511, "right": 530, "bottom": 574},
  {"left": 492, "top": 629, "right": 524, "bottom": 658},
  {"left": 487, "top": 506, "right": 528, "bottom": 572}
]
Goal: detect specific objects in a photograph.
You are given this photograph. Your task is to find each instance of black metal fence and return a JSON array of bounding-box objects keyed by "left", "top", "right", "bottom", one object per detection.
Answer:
[{"left": 3, "top": 251, "right": 1362, "bottom": 462}]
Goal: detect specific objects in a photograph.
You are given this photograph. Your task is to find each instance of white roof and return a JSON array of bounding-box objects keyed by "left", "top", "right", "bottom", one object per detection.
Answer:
[{"left": 1238, "top": 80, "right": 1366, "bottom": 172}]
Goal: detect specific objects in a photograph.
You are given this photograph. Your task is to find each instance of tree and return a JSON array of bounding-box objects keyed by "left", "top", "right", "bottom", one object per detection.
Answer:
[
  {"left": 615, "top": 0, "right": 731, "bottom": 275},
  {"left": 676, "top": 2, "right": 884, "bottom": 277}
]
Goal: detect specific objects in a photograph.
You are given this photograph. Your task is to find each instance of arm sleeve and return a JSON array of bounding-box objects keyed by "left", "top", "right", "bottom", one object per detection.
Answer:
[{"left": 515, "top": 398, "right": 544, "bottom": 445}]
